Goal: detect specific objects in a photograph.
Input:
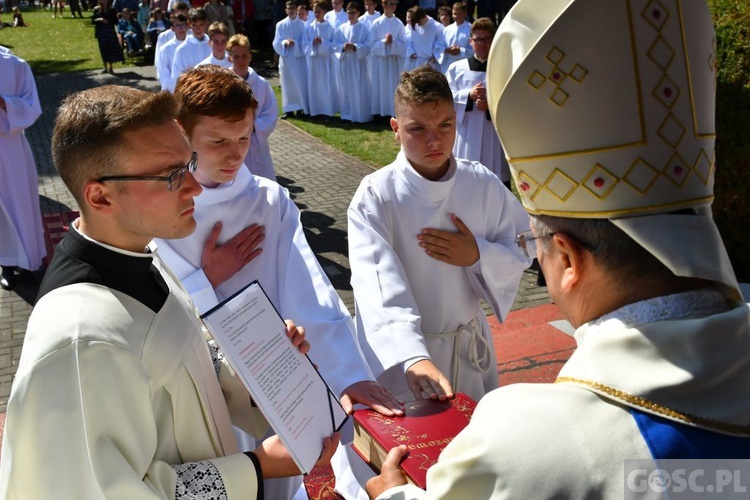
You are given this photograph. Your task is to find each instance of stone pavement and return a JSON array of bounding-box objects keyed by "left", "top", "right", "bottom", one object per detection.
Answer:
[{"left": 0, "top": 65, "right": 550, "bottom": 414}]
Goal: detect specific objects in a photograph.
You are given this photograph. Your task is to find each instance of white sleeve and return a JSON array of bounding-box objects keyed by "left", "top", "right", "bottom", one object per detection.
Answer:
[
  {"left": 155, "top": 240, "right": 221, "bottom": 315},
  {"left": 253, "top": 80, "right": 278, "bottom": 142},
  {"left": 0, "top": 59, "right": 41, "bottom": 135},
  {"left": 347, "top": 182, "right": 430, "bottom": 378}
]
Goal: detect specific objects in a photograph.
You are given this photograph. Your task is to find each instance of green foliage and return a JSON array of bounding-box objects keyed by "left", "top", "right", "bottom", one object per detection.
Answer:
[
  {"left": 0, "top": 9, "right": 145, "bottom": 73},
  {"left": 709, "top": 0, "right": 750, "bottom": 280}
]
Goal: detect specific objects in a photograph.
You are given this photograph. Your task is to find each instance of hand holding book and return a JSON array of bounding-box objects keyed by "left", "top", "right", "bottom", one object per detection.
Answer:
[{"left": 365, "top": 445, "right": 409, "bottom": 499}]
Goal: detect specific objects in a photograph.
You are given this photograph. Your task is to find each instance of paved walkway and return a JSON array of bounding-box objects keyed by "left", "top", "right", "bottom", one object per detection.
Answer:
[{"left": 0, "top": 65, "right": 550, "bottom": 414}]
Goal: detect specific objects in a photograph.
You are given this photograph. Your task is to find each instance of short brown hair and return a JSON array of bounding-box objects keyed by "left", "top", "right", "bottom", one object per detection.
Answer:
[
  {"left": 52, "top": 86, "right": 177, "bottom": 209},
  {"left": 394, "top": 66, "right": 453, "bottom": 116},
  {"left": 174, "top": 65, "right": 258, "bottom": 138},
  {"left": 471, "top": 17, "right": 495, "bottom": 37},
  {"left": 208, "top": 21, "right": 229, "bottom": 39},
  {"left": 226, "top": 33, "right": 251, "bottom": 53}
]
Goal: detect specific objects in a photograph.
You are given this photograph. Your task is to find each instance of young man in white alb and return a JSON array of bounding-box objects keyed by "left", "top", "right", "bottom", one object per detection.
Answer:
[
  {"left": 169, "top": 7, "right": 211, "bottom": 90},
  {"left": 272, "top": 1, "right": 309, "bottom": 118},
  {"left": 197, "top": 21, "right": 231, "bottom": 67}
]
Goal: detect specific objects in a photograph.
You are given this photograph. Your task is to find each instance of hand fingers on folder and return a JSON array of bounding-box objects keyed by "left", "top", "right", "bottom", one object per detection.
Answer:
[
  {"left": 284, "top": 320, "right": 310, "bottom": 354},
  {"left": 366, "top": 445, "right": 409, "bottom": 498},
  {"left": 314, "top": 432, "right": 341, "bottom": 468}
]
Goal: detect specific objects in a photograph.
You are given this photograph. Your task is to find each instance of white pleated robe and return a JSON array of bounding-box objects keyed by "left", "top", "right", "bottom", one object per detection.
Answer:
[
  {"left": 447, "top": 58, "right": 510, "bottom": 181},
  {"left": 334, "top": 21, "right": 372, "bottom": 123},
  {"left": 241, "top": 68, "right": 278, "bottom": 181},
  {"left": 438, "top": 21, "right": 471, "bottom": 73},
  {"left": 304, "top": 20, "right": 337, "bottom": 117},
  {"left": 273, "top": 16, "right": 309, "bottom": 114},
  {"left": 368, "top": 15, "right": 406, "bottom": 117},
  {"left": 403, "top": 21, "right": 442, "bottom": 72},
  {"left": 0, "top": 52, "right": 45, "bottom": 272}
]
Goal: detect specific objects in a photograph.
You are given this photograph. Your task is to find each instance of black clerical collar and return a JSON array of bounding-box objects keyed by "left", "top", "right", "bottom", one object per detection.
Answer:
[
  {"left": 68, "top": 222, "right": 155, "bottom": 277},
  {"left": 36, "top": 221, "right": 169, "bottom": 312},
  {"left": 468, "top": 55, "right": 487, "bottom": 72}
]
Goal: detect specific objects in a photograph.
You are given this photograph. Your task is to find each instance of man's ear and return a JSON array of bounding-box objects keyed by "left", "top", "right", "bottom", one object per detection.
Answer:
[
  {"left": 82, "top": 180, "right": 115, "bottom": 214},
  {"left": 552, "top": 233, "right": 588, "bottom": 294},
  {"left": 390, "top": 116, "right": 399, "bottom": 140}
]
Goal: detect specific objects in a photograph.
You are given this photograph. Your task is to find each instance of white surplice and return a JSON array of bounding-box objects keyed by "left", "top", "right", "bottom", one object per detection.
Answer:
[
  {"left": 324, "top": 8, "right": 347, "bottom": 29},
  {"left": 348, "top": 152, "right": 531, "bottom": 402},
  {"left": 273, "top": 16, "right": 309, "bottom": 114},
  {"left": 403, "top": 20, "right": 442, "bottom": 72},
  {"left": 196, "top": 53, "right": 232, "bottom": 68},
  {"left": 155, "top": 167, "right": 371, "bottom": 399},
  {"left": 304, "top": 20, "right": 337, "bottom": 117},
  {"left": 358, "top": 10, "right": 380, "bottom": 27},
  {"left": 447, "top": 57, "right": 509, "bottom": 181},
  {"left": 438, "top": 21, "right": 471, "bottom": 73},
  {"left": 0, "top": 52, "right": 45, "bottom": 272},
  {"left": 240, "top": 68, "right": 278, "bottom": 181},
  {"left": 170, "top": 34, "right": 211, "bottom": 91},
  {"left": 334, "top": 21, "right": 372, "bottom": 123},
  {"left": 377, "top": 291, "right": 750, "bottom": 499},
  {"left": 369, "top": 14, "right": 406, "bottom": 117},
  {"left": 157, "top": 36, "right": 185, "bottom": 91},
  {"left": 154, "top": 28, "right": 176, "bottom": 80}
]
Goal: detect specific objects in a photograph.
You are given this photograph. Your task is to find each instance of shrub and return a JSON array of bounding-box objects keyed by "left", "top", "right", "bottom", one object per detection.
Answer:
[{"left": 709, "top": 0, "right": 750, "bottom": 282}]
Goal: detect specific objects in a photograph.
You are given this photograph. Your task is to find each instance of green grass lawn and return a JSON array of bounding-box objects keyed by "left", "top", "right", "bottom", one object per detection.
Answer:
[
  {"left": 272, "top": 86, "right": 401, "bottom": 169},
  {"left": 0, "top": 8, "right": 143, "bottom": 73}
]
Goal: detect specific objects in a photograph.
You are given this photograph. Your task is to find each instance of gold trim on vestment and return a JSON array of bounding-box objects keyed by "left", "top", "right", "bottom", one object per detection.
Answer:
[{"left": 556, "top": 376, "right": 750, "bottom": 436}]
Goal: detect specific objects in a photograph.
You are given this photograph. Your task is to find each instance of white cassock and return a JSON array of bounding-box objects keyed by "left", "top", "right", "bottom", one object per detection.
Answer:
[
  {"left": 348, "top": 152, "right": 531, "bottom": 403},
  {"left": 447, "top": 57, "right": 510, "bottom": 182},
  {"left": 157, "top": 37, "right": 185, "bottom": 91},
  {"left": 403, "top": 20, "right": 442, "bottom": 72},
  {"left": 0, "top": 52, "right": 45, "bottom": 272},
  {"left": 376, "top": 291, "right": 750, "bottom": 499},
  {"left": 241, "top": 68, "right": 278, "bottom": 181},
  {"left": 304, "top": 20, "right": 337, "bottom": 117},
  {"left": 369, "top": 15, "right": 406, "bottom": 117},
  {"left": 196, "top": 53, "right": 232, "bottom": 67},
  {"left": 334, "top": 21, "right": 372, "bottom": 123},
  {"left": 272, "top": 16, "right": 309, "bottom": 114},
  {"left": 358, "top": 10, "right": 380, "bottom": 27},
  {"left": 438, "top": 21, "right": 471, "bottom": 73},
  {"left": 0, "top": 225, "right": 266, "bottom": 498},
  {"left": 155, "top": 167, "right": 374, "bottom": 499},
  {"left": 324, "top": 8, "right": 347, "bottom": 29},
  {"left": 170, "top": 34, "right": 211, "bottom": 91},
  {"left": 154, "top": 28, "right": 175, "bottom": 80}
]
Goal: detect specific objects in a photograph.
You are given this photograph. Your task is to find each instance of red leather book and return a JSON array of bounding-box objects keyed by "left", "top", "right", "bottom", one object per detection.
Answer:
[{"left": 351, "top": 393, "right": 477, "bottom": 489}]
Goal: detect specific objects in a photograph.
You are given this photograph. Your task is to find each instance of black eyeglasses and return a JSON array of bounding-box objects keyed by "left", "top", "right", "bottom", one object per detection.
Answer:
[
  {"left": 515, "top": 229, "right": 597, "bottom": 258},
  {"left": 97, "top": 152, "right": 198, "bottom": 192}
]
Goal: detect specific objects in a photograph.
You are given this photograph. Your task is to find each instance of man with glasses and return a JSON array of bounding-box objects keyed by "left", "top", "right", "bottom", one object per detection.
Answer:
[
  {"left": 367, "top": 1, "right": 750, "bottom": 498},
  {"left": 0, "top": 85, "right": 339, "bottom": 498},
  {"left": 446, "top": 17, "right": 510, "bottom": 188}
]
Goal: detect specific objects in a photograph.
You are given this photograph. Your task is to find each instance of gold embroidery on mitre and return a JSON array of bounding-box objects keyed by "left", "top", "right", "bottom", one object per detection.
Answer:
[
  {"left": 623, "top": 157, "right": 660, "bottom": 194},
  {"left": 652, "top": 75, "right": 681, "bottom": 109},
  {"left": 542, "top": 168, "right": 578, "bottom": 202},
  {"left": 556, "top": 377, "right": 750, "bottom": 436},
  {"left": 581, "top": 164, "right": 619, "bottom": 200},
  {"left": 642, "top": 0, "right": 670, "bottom": 31},
  {"left": 526, "top": 46, "right": 589, "bottom": 108},
  {"left": 657, "top": 113, "right": 686, "bottom": 148},
  {"left": 693, "top": 149, "right": 712, "bottom": 184}
]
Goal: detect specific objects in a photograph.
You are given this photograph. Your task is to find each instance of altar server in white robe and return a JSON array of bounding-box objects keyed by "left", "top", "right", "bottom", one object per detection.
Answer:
[
  {"left": 0, "top": 50, "right": 45, "bottom": 291},
  {"left": 368, "top": 2, "right": 750, "bottom": 499},
  {"left": 369, "top": 0, "right": 407, "bottom": 117},
  {"left": 304, "top": 1, "right": 338, "bottom": 118},
  {"left": 447, "top": 18, "right": 510, "bottom": 185},
  {"left": 157, "top": 13, "right": 189, "bottom": 90},
  {"left": 403, "top": 6, "right": 442, "bottom": 72},
  {"left": 226, "top": 35, "right": 279, "bottom": 181},
  {"left": 154, "top": 1, "right": 190, "bottom": 80},
  {"left": 273, "top": 1, "right": 309, "bottom": 116},
  {"left": 196, "top": 21, "right": 232, "bottom": 67},
  {"left": 169, "top": 8, "right": 211, "bottom": 91},
  {"left": 325, "top": 0, "right": 348, "bottom": 28},
  {"left": 438, "top": 1, "right": 471, "bottom": 72},
  {"left": 359, "top": 0, "right": 380, "bottom": 26},
  {"left": 0, "top": 84, "right": 339, "bottom": 499},
  {"left": 349, "top": 66, "right": 531, "bottom": 405},
  {"left": 157, "top": 66, "right": 404, "bottom": 500},
  {"left": 334, "top": 2, "right": 372, "bottom": 123}
]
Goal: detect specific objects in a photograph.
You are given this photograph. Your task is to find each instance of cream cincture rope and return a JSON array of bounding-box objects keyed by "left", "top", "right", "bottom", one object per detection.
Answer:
[{"left": 423, "top": 317, "right": 492, "bottom": 391}]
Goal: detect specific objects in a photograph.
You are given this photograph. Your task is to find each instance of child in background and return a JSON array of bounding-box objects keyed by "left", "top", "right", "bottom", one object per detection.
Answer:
[{"left": 12, "top": 7, "right": 28, "bottom": 27}]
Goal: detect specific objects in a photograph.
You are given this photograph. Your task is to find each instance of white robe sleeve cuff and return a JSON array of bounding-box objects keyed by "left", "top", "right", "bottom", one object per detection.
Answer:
[
  {"left": 180, "top": 268, "right": 220, "bottom": 315},
  {"left": 375, "top": 484, "right": 426, "bottom": 499}
]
